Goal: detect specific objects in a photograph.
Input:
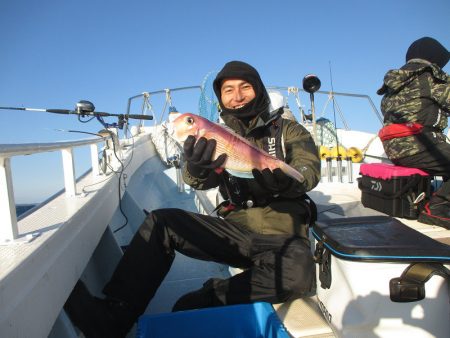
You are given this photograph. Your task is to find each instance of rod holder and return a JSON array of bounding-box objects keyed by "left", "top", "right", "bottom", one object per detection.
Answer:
[
  {"left": 326, "top": 157, "right": 333, "bottom": 182},
  {"left": 346, "top": 157, "right": 353, "bottom": 183},
  {"left": 336, "top": 157, "right": 343, "bottom": 183}
]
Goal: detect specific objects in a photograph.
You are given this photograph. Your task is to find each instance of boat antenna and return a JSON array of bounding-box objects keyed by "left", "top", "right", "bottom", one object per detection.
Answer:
[{"left": 329, "top": 61, "right": 344, "bottom": 181}]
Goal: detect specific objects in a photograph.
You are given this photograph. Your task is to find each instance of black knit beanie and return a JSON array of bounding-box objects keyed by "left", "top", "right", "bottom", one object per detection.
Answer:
[
  {"left": 213, "top": 61, "right": 270, "bottom": 120},
  {"left": 406, "top": 37, "right": 450, "bottom": 68}
]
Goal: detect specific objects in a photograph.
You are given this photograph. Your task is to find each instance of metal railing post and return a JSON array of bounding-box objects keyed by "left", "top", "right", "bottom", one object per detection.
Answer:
[
  {"left": 90, "top": 144, "right": 100, "bottom": 177},
  {"left": 0, "top": 157, "right": 19, "bottom": 241},
  {"left": 61, "top": 148, "right": 76, "bottom": 197}
]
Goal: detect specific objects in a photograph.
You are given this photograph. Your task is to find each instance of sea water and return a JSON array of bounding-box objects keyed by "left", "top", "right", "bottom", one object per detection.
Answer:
[{"left": 16, "top": 204, "right": 36, "bottom": 217}]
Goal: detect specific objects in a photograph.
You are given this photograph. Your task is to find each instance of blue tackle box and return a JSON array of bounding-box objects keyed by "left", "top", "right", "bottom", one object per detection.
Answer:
[{"left": 136, "top": 302, "right": 289, "bottom": 338}]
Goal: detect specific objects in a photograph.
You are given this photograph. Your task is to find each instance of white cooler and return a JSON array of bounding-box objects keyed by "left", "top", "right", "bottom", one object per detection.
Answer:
[{"left": 312, "top": 216, "right": 450, "bottom": 338}]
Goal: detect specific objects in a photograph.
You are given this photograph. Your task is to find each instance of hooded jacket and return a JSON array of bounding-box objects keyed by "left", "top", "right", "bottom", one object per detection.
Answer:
[
  {"left": 183, "top": 61, "right": 320, "bottom": 238},
  {"left": 378, "top": 38, "right": 450, "bottom": 159}
]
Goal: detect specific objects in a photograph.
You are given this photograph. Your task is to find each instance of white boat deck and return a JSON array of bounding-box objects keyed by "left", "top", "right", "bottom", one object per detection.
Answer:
[{"left": 1, "top": 126, "right": 449, "bottom": 338}]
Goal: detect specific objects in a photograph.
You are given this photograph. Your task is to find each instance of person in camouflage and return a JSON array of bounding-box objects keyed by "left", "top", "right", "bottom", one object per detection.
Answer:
[
  {"left": 64, "top": 61, "right": 320, "bottom": 338},
  {"left": 377, "top": 37, "right": 450, "bottom": 228}
]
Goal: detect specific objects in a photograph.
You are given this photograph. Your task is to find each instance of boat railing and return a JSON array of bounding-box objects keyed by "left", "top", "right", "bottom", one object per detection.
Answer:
[
  {"left": 0, "top": 136, "right": 110, "bottom": 243},
  {"left": 126, "top": 86, "right": 202, "bottom": 124},
  {"left": 268, "top": 86, "right": 383, "bottom": 125},
  {"left": 126, "top": 85, "right": 383, "bottom": 127}
]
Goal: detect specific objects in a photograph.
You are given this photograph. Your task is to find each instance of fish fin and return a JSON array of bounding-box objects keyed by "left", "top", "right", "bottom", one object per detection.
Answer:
[
  {"left": 226, "top": 169, "right": 254, "bottom": 179},
  {"left": 218, "top": 124, "right": 235, "bottom": 133}
]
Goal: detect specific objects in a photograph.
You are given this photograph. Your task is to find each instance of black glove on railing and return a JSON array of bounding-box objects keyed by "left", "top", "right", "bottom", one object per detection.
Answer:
[
  {"left": 252, "top": 168, "right": 293, "bottom": 195},
  {"left": 184, "top": 136, "right": 227, "bottom": 178}
]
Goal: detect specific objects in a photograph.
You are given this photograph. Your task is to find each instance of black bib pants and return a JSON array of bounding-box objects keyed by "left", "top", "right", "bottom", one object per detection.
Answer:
[
  {"left": 392, "top": 139, "right": 450, "bottom": 200},
  {"left": 102, "top": 208, "right": 315, "bottom": 315}
]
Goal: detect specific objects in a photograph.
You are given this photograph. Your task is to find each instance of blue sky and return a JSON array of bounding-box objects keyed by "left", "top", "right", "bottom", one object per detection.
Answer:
[{"left": 1, "top": 0, "right": 449, "bottom": 203}]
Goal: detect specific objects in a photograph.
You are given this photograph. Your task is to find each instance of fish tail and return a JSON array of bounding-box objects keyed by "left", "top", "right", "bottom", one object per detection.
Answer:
[{"left": 280, "top": 162, "right": 305, "bottom": 183}]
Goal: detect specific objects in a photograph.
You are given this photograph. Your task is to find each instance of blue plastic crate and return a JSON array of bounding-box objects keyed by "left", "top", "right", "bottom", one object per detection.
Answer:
[{"left": 136, "top": 302, "right": 289, "bottom": 338}]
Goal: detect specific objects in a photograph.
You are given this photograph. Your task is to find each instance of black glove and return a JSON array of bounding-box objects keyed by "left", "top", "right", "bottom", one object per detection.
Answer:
[
  {"left": 184, "top": 136, "right": 227, "bottom": 178},
  {"left": 252, "top": 168, "right": 293, "bottom": 195}
]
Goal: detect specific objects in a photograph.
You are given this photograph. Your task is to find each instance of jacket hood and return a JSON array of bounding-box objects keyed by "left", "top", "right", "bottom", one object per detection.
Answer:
[
  {"left": 406, "top": 37, "right": 449, "bottom": 69},
  {"left": 213, "top": 61, "right": 270, "bottom": 122}
]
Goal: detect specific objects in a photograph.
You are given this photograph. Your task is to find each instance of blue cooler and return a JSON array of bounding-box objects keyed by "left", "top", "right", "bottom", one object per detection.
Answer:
[{"left": 136, "top": 302, "right": 289, "bottom": 338}]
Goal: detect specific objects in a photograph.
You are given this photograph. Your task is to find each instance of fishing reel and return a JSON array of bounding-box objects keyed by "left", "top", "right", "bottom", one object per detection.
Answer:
[
  {"left": 75, "top": 100, "right": 96, "bottom": 115},
  {"left": 73, "top": 100, "right": 123, "bottom": 129},
  {"left": 73, "top": 100, "right": 153, "bottom": 129}
]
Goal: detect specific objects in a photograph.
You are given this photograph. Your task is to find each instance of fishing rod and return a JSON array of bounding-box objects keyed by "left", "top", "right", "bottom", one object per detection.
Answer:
[
  {"left": 0, "top": 100, "right": 146, "bottom": 234},
  {"left": 0, "top": 100, "right": 153, "bottom": 129}
]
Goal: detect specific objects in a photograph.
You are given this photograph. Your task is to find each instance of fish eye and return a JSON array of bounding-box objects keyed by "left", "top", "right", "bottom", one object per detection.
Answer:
[{"left": 186, "top": 116, "right": 194, "bottom": 124}]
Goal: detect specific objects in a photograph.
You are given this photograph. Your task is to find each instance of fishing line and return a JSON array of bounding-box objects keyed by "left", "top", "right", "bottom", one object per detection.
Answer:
[
  {"left": 54, "top": 129, "right": 105, "bottom": 138},
  {"left": 97, "top": 128, "right": 129, "bottom": 234},
  {"left": 55, "top": 127, "right": 130, "bottom": 233},
  {"left": 111, "top": 128, "right": 143, "bottom": 233},
  {"left": 120, "top": 123, "right": 137, "bottom": 173},
  {"left": 78, "top": 115, "right": 96, "bottom": 123},
  {"left": 55, "top": 129, "right": 121, "bottom": 176},
  {"left": 102, "top": 127, "right": 145, "bottom": 235},
  {"left": 81, "top": 176, "right": 112, "bottom": 193},
  {"left": 107, "top": 127, "right": 137, "bottom": 235},
  {"left": 54, "top": 129, "right": 121, "bottom": 176}
]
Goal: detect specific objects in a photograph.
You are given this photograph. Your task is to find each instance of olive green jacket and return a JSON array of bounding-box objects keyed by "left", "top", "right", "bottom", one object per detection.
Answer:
[
  {"left": 182, "top": 110, "right": 320, "bottom": 238},
  {"left": 378, "top": 59, "right": 450, "bottom": 159}
]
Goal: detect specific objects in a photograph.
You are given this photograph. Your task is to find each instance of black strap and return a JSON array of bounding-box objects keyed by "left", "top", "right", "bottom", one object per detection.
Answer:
[
  {"left": 398, "top": 262, "right": 450, "bottom": 283},
  {"left": 391, "top": 175, "right": 422, "bottom": 199},
  {"left": 303, "top": 193, "right": 317, "bottom": 228},
  {"left": 389, "top": 262, "right": 450, "bottom": 302}
]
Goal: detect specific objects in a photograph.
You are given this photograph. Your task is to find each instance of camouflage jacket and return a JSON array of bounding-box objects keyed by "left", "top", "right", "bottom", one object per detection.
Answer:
[
  {"left": 182, "top": 109, "right": 320, "bottom": 238},
  {"left": 378, "top": 59, "right": 450, "bottom": 159}
]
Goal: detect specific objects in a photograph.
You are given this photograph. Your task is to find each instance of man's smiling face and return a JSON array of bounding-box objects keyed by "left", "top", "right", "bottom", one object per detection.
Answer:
[{"left": 220, "top": 78, "right": 256, "bottom": 110}]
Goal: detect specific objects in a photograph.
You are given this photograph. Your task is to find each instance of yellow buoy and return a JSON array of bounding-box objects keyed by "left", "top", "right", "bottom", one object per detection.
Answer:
[
  {"left": 347, "top": 147, "right": 363, "bottom": 163},
  {"left": 330, "top": 145, "right": 347, "bottom": 158},
  {"left": 319, "top": 145, "right": 331, "bottom": 160}
]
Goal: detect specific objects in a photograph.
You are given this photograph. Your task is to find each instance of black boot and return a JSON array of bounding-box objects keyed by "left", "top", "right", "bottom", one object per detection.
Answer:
[
  {"left": 172, "top": 280, "right": 220, "bottom": 312},
  {"left": 172, "top": 289, "right": 215, "bottom": 312},
  {"left": 64, "top": 281, "right": 139, "bottom": 338},
  {"left": 418, "top": 195, "right": 450, "bottom": 229}
]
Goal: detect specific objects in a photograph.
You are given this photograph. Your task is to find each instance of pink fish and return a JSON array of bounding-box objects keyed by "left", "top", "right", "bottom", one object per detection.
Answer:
[{"left": 170, "top": 113, "right": 305, "bottom": 183}]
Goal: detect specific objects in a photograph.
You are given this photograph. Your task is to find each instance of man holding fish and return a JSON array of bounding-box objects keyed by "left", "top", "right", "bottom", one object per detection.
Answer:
[{"left": 65, "top": 61, "right": 321, "bottom": 338}]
